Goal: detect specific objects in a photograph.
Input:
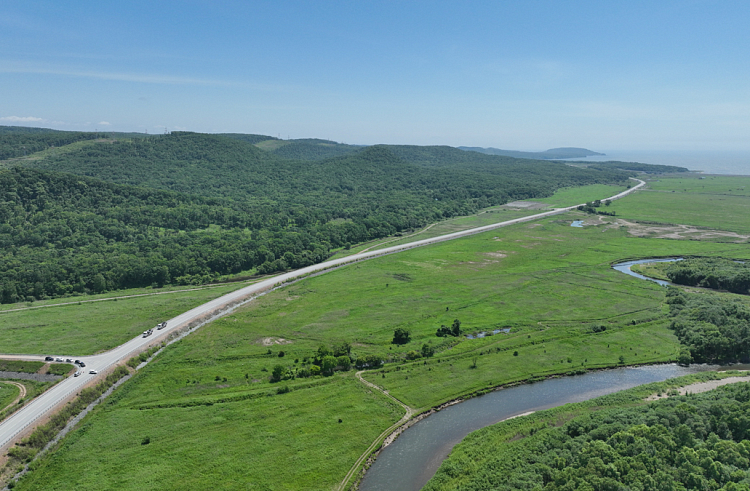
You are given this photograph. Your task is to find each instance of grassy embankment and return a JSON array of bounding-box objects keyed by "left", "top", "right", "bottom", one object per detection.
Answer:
[
  {"left": 0, "top": 282, "right": 251, "bottom": 356},
  {"left": 11, "top": 176, "right": 750, "bottom": 490}
]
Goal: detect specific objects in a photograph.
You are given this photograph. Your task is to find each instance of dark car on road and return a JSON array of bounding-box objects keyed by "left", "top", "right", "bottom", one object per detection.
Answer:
[{"left": 45, "top": 356, "right": 54, "bottom": 361}]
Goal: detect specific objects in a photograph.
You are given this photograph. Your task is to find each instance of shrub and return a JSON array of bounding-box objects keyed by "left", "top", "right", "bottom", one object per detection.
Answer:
[
  {"left": 392, "top": 328, "right": 411, "bottom": 345},
  {"left": 271, "top": 365, "right": 286, "bottom": 382}
]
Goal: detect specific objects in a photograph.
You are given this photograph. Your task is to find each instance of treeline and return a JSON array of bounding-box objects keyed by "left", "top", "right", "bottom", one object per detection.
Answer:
[
  {"left": 0, "top": 131, "right": 102, "bottom": 160},
  {"left": 667, "top": 287, "right": 750, "bottom": 364},
  {"left": 427, "top": 382, "right": 750, "bottom": 491},
  {"left": 269, "top": 139, "right": 362, "bottom": 161},
  {"left": 667, "top": 258, "right": 750, "bottom": 294},
  {"left": 586, "top": 161, "right": 690, "bottom": 173}
]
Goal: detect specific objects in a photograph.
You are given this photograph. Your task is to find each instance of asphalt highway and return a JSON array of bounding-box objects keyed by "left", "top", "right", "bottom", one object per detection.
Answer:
[{"left": 0, "top": 178, "right": 645, "bottom": 451}]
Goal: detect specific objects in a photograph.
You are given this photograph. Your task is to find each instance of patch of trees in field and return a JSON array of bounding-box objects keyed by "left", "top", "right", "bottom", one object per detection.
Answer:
[
  {"left": 667, "top": 258, "right": 750, "bottom": 294},
  {"left": 667, "top": 287, "right": 750, "bottom": 364},
  {"left": 427, "top": 382, "right": 750, "bottom": 491}
]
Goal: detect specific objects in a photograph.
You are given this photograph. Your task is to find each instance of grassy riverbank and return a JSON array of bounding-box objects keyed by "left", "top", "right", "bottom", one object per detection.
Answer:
[{"left": 10, "top": 174, "right": 750, "bottom": 490}]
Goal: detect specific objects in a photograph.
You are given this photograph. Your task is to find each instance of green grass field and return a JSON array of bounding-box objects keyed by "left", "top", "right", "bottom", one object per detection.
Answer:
[
  {"left": 11, "top": 174, "right": 750, "bottom": 490},
  {"left": 0, "top": 361, "right": 44, "bottom": 374},
  {"left": 0, "top": 383, "right": 20, "bottom": 411},
  {"left": 608, "top": 175, "right": 750, "bottom": 234},
  {"left": 526, "top": 183, "right": 628, "bottom": 207},
  {"left": 0, "top": 283, "right": 250, "bottom": 355}
]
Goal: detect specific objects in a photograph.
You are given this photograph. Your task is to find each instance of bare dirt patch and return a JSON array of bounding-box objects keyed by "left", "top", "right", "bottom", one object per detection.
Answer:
[
  {"left": 617, "top": 219, "right": 750, "bottom": 241},
  {"left": 645, "top": 374, "right": 750, "bottom": 401},
  {"left": 259, "top": 337, "right": 292, "bottom": 346},
  {"left": 504, "top": 201, "right": 549, "bottom": 210},
  {"left": 484, "top": 252, "right": 508, "bottom": 259}
]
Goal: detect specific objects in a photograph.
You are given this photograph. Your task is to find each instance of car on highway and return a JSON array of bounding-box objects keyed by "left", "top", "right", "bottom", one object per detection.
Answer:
[
  {"left": 55, "top": 358, "right": 63, "bottom": 362},
  {"left": 78, "top": 361, "right": 86, "bottom": 367},
  {"left": 74, "top": 360, "right": 81, "bottom": 365},
  {"left": 157, "top": 321, "right": 167, "bottom": 330},
  {"left": 142, "top": 328, "right": 153, "bottom": 338},
  {"left": 74, "top": 370, "right": 82, "bottom": 377},
  {"left": 65, "top": 358, "right": 72, "bottom": 363},
  {"left": 45, "top": 356, "right": 54, "bottom": 361},
  {"left": 89, "top": 370, "right": 98, "bottom": 375}
]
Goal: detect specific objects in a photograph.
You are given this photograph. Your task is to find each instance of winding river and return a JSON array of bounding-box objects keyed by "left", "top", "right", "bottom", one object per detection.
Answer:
[
  {"left": 358, "top": 257, "right": 699, "bottom": 491},
  {"left": 358, "top": 364, "right": 718, "bottom": 491}
]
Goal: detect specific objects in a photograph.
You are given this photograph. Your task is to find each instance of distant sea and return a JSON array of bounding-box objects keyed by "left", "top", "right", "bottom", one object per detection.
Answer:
[{"left": 562, "top": 150, "right": 750, "bottom": 176}]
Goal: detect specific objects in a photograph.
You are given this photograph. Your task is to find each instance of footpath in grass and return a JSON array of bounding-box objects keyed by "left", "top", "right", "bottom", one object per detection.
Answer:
[
  {"left": 0, "top": 282, "right": 248, "bottom": 356},
  {"left": 11, "top": 175, "right": 750, "bottom": 490}
]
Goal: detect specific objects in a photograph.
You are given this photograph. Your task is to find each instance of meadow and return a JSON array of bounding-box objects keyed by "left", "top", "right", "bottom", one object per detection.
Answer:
[
  {"left": 607, "top": 175, "right": 750, "bottom": 234},
  {"left": 10, "top": 175, "right": 750, "bottom": 490},
  {"left": 0, "top": 282, "right": 249, "bottom": 355}
]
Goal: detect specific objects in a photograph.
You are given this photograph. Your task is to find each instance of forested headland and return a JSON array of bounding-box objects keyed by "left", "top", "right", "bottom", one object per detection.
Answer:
[{"left": 0, "top": 128, "right": 655, "bottom": 302}]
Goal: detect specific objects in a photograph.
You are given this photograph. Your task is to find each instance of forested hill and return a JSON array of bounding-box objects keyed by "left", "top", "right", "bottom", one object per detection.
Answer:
[
  {"left": 0, "top": 130, "right": 637, "bottom": 301},
  {"left": 458, "top": 146, "right": 604, "bottom": 160},
  {"left": 18, "top": 132, "right": 633, "bottom": 205}
]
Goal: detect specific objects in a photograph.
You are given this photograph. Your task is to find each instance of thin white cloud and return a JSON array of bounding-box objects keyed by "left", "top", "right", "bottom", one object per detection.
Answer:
[
  {"left": 0, "top": 60, "right": 289, "bottom": 91},
  {"left": 0, "top": 115, "right": 44, "bottom": 122},
  {"left": 98, "top": 121, "right": 111, "bottom": 126}
]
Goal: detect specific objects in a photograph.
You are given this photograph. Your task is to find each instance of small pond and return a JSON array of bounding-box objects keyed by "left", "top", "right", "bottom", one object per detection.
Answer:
[
  {"left": 571, "top": 220, "right": 584, "bottom": 227},
  {"left": 465, "top": 328, "right": 510, "bottom": 339}
]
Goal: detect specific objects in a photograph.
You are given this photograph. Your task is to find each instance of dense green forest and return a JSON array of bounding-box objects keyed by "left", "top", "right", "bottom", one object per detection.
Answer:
[
  {"left": 0, "top": 128, "right": 647, "bottom": 302},
  {"left": 265, "top": 138, "right": 363, "bottom": 160},
  {"left": 666, "top": 258, "right": 750, "bottom": 294},
  {"left": 667, "top": 287, "right": 750, "bottom": 364},
  {"left": 427, "top": 382, "right": 750, "bottom": 491}
]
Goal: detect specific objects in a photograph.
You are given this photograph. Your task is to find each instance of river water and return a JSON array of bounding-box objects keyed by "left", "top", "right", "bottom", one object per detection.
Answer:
[
  {"left": 611, "top": 258, "right": 682, "bottom": 286},
  {"left": 358, "top": 364, "right": 718, "bottom": 491}
]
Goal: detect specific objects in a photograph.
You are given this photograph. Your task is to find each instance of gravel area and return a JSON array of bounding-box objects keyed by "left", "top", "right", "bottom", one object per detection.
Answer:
[{"left": 0, "top": 372, "right": 61, "bottom": 382}]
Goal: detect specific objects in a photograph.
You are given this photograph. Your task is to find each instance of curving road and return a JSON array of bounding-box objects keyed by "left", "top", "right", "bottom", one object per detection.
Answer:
[{"left": 0, "top": 179, "right": 645, "bottom": 452}]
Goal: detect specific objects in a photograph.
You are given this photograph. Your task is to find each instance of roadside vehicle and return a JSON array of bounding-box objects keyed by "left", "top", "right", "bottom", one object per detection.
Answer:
[
  {"left": 45, "top": 356, "right": 54, "bottom": 361},
  {"left": 89, "top": 370, "right": 98, "bottom": 375},
  {"left": 157, "top": 321, "right": 167, "bottom": 330},
  {"left": 55, "top": 358, "right": 63, "bottom": 362},
  {"left": 65, "top": 358, "right": 72, "bottom": 363},
  {"left": 74, "top": 370, "right": 82, "bottom": 377},
  {"left": 79, "top": 362, "right": 86, "bottom": 367}
]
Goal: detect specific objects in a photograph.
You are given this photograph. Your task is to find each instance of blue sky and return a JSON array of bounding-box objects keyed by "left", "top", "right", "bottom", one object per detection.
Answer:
[{"left": 2, "top": 1, "right": 749, "bottom": 151}]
